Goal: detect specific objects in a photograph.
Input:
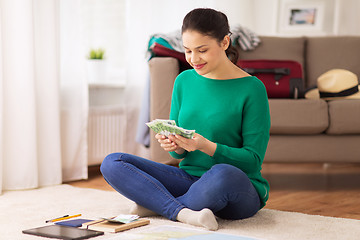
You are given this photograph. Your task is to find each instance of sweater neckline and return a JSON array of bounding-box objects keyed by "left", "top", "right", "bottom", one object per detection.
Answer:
[{"left": 191, "top": 69, "right": 253, "bottom": 82}]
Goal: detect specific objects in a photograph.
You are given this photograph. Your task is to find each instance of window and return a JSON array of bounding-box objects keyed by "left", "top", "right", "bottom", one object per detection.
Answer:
[{"left": 80, "top": 0, "right": 127, "bottom": 82}]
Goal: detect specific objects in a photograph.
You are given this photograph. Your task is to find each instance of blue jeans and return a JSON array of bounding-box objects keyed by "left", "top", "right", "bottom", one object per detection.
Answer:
[{"left": 100, "top": 153, "right": 260, "bottom": 221}]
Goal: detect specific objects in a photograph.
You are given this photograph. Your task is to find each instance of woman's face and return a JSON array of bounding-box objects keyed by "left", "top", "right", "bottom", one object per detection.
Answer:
[{"left": 182, "top": 30, "right": 229, "bottom": 78}]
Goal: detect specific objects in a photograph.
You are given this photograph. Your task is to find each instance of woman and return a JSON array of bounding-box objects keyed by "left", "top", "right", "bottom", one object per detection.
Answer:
[{"left": 101, "top": 8, "right": 270, "bottom": 231}]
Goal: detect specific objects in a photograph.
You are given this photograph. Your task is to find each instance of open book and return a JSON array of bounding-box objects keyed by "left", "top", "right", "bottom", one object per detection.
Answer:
[{"left": 82, "top": 218, "right": 150, "bottom": 233}]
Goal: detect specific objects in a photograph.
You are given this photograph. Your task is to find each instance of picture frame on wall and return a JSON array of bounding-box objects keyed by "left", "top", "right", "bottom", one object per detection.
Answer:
[{"left": 278, "top": 0, "right": 327, "bottom": 35}]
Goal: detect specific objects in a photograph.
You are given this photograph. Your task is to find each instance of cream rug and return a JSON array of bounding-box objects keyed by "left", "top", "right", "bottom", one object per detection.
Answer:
[{"left": 1, "top": 184, "right": 359, "bottom": 240}]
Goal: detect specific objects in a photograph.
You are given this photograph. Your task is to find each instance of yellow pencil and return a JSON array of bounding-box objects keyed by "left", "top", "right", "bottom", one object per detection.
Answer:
[{"left": 49, "top": 214, "right": 82, "bottom": 223}]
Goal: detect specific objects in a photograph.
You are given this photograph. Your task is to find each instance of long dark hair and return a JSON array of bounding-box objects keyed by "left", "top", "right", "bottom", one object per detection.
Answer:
[{"left": 182, "top": 8, "right": 239, "bottom": 64}]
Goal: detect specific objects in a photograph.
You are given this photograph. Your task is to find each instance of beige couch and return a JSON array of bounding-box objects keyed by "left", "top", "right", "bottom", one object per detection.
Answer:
[{"left": 148, "top": 36, "right": 360, "bottom": 165}]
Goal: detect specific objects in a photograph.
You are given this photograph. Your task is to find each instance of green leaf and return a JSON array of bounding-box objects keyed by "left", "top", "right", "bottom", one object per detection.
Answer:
[{"left": 88, "top": 48, "right": 105, "bottom": 59}]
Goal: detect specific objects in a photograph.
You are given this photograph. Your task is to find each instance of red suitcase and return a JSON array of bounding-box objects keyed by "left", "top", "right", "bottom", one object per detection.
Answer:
[
  {"left": 150, "top": 43, "right": 191, "bottom": 69},
  {"left": 237, "top": 59, "right": 304, "bottom": 98}
]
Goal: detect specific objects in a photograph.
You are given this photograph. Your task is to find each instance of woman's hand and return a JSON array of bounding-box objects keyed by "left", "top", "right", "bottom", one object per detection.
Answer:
[
  {"left": 168, "top": 133, "right": 217, "bottom": 157},
  {"left": 155, "top": 134, "right": 185, "bottom": 154}
]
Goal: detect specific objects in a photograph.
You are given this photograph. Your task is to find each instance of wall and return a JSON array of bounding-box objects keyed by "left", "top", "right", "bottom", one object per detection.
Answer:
[
  {"left": 335, "top": 0, "right": 360, "bottom": 35},
  {"left": 253, "top": 0, "right": 279, "bottom": 35}
]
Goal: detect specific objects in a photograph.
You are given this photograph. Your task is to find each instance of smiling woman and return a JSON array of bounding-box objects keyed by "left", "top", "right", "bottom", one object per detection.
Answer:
[
  {"left": 181, "top": 30, "right": 246, "bottom": 80},
  {"left": 182, "top": 31, "right": 228, "bottom": 77},
  {"left": 100, "top": 8, "right": 271, "bottom": 231},
  {"left": 181, "top": 8, "right": 239, "bottom": 66},
  {"left": 180, "top": 9, "right": 248, "bottom": 80}
]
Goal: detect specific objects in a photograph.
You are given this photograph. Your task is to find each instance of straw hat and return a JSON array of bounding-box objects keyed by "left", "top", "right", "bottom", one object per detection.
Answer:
[{"left": 305, "top": 69, "right": 360, "bottom": 100}]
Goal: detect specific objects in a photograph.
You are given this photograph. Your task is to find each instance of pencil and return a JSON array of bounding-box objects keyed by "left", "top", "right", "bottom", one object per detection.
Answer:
[
  {"left": 45, "top": 215, "right": 69, "bottom": 223},
  {"left": 48, "top": 214, "right": 82, "bottom": 223}
]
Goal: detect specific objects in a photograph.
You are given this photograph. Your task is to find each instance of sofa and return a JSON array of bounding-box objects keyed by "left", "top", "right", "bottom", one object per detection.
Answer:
[{"left": 148, "top": 36, "right": 360, "bottom": 165}]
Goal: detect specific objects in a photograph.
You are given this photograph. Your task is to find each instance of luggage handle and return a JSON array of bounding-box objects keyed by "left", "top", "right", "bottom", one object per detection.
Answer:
[{"left": 243, "top": 68, "right": 291, "bottom": 82}]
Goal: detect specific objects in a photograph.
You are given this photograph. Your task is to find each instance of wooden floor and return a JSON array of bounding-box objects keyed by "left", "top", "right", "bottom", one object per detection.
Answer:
[{"left": 68, "top": 163, "right": 360, "bottom": 220}]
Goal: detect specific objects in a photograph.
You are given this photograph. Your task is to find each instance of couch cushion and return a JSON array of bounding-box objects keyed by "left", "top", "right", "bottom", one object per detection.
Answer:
[
  {"left": 237, "top": 36, "right": 306, "bottom": 71},
  {"left": 269, "top": 99, "right": 328, "bottom": 134},
  {"left": 149, "top": 57, "right": 181, "bottom": 166},
  {"left": 306, "top": 36, "right": 360, "bottom": 88},
  {"left": 265, "top": 135, "right": 360, "bottom": 162},
  {"left": 326, "top": 99, "right": 360, "bottom": 134}
]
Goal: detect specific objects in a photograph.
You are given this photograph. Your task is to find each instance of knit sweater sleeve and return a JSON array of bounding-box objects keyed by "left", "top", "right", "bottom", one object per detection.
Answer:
[
  {"left": 168, "top": 74, "right": 188, "bottom": 159},
  {"left": 212, "top": 80, "right": 270, "bottom": 174}
]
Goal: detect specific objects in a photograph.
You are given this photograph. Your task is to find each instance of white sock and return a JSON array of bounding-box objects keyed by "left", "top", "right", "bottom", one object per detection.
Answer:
[
  {"left": 176, "top": 208, "right": 218, "bottom": 231},
  {"left": 129, "top": 203, "right": 158, "bottom": 217}
]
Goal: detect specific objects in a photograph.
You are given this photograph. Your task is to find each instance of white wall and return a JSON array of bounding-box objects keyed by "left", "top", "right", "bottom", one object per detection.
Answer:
[
  {"left": 253, "top": 0, "right": 279, "bottom": 35},
  {"left": 335, "top": 0, "right": 360, "bottom": 35}
]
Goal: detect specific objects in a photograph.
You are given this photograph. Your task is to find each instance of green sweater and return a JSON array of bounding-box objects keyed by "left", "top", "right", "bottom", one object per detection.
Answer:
[{"left": 169, "top": 69, "right": 271, "bottom": 208}]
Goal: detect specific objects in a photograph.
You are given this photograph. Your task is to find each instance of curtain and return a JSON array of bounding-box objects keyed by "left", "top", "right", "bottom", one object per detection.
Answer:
[
  {"left": 59, "top": 0, "right": 89, "bottom": 181},
  {"left": 0, "top": 0, "right": 88, "bottom": 193}
]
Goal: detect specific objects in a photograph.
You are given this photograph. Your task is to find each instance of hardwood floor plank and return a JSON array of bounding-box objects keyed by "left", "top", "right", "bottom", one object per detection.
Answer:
[{"left": 262, "top": 163, "right": 360, "bottom": 220}]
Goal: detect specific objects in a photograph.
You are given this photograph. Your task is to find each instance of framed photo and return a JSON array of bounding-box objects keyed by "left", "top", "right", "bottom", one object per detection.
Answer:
[{"left": 278, "top": 1, "right": 326, "bottom": 34}]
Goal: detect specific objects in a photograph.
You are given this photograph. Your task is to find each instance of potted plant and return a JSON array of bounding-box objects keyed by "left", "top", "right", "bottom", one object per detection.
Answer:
[{"left": 86, "top": 48, "right": 107, "bottom": 83}]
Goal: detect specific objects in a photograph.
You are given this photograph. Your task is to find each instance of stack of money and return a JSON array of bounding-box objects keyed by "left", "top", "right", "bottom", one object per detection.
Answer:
[{"left": 146, "top": 119, "right": 195, "bottom": 139}]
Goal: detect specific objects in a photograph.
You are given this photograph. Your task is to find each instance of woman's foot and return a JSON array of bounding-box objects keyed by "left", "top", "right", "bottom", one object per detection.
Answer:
[
  {"left": 176, "top": 208, "right": 218, "bottom": 231},
  {"left": 129, "top": 203, "right": 158, "bottom": 217}
]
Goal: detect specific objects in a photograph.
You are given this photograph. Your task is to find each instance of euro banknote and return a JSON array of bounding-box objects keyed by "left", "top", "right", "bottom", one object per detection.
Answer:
[{"left": 146, "top": 119, "right": 195, "bottom": 139}]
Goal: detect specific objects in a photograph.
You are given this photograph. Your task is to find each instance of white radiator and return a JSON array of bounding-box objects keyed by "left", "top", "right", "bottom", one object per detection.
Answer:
[{"left": 87, "top": 106, "right": 126, "bottom": 166}]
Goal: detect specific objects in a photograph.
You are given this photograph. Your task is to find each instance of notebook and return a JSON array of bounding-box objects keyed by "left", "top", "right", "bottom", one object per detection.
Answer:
[
  {"left": 82, "top": 218, "right": 150, "bottom": 233},
  {"left": 55, "top": 219, "right": 94, "bottom": 228}
]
